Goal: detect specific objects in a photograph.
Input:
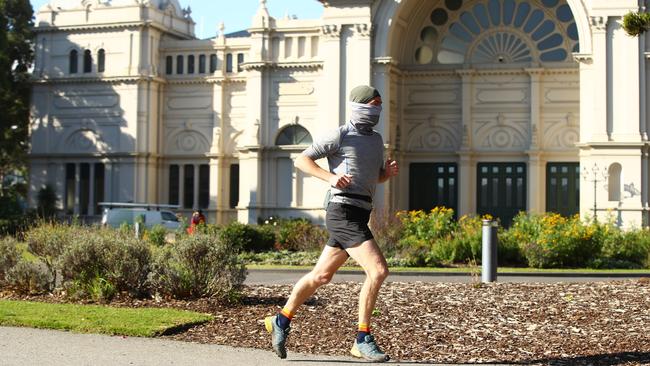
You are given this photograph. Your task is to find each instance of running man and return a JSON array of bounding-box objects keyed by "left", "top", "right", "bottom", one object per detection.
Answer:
[{"left": 264, "top": 85, "right": 399, "bottom": 362}]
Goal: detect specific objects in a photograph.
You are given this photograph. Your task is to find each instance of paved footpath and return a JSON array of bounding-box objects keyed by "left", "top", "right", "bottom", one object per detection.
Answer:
[{"left": 0, "top": 326, "right": 466, "bottom": 366}]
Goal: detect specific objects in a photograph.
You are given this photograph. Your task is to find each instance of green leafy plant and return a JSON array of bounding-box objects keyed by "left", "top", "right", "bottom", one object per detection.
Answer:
[
  {"left": 150, "top": 232, "right": 246, "bottom": 300},
  {"left": 623, "top": 11, "right": 650, "bottom": 37},
  {"left": 0, "top": 236, "right": 20, "bottom": 285}
]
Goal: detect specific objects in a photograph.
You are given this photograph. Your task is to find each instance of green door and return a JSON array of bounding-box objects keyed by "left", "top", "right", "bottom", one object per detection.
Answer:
[
  {"left": 477, "top": 163, "right": 526, "bottom": 226},
  {"left": 546, "top": 163, "right": 580, "bottom": 217},
  {"left": 409, "top": 163, "right": 458, "bottom": 215}
]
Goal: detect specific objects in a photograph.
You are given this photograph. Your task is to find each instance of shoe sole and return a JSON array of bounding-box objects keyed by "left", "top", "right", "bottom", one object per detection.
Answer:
[{"left": 350, "top": 344, "right": 389, "bottom": 362}]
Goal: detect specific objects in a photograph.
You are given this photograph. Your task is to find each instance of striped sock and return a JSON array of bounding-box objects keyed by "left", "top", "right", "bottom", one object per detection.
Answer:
[
  {"left": 276, "top": 307, "right": 293, "bottom": 330},
  {"left": 356, "top": 323, "right": 370, "bottom": 343}
]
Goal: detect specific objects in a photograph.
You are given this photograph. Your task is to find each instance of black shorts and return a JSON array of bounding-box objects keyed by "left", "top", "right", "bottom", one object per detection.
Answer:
[{"left": 325, "top": 202, "right": 374, "bottom": 250}]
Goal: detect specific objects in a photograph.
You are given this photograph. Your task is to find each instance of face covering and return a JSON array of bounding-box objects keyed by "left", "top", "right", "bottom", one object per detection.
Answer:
[{"left": 349, "top": 102, "right": 382, "bottom": 134}]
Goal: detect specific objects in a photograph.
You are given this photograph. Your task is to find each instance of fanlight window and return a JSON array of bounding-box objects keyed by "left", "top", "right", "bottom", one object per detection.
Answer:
[
  {"left": 414, "top": 0, "right": 579, "bottom": 65},
  {"left": 276, "top": 125, "right": 313, "bottom": 146}
]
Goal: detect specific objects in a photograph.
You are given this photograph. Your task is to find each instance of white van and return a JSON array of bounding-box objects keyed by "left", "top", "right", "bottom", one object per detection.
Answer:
[{"left": 100, "top": 204, "right": 181, "bottom": 230}]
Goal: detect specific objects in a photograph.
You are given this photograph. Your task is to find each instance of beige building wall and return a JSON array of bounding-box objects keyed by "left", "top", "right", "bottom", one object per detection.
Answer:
[{"left": 28, "top": 0, "right": 650, "bottom": 227}]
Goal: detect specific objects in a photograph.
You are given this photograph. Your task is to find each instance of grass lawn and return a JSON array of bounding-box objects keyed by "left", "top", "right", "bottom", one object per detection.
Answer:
[{"left": 0, "top": 300, "right": 212, "bottom": 337}]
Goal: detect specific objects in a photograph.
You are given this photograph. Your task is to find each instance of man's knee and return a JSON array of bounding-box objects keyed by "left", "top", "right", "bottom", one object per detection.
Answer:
[
  {"left": 310, "top": 271, "right": 334, "bottom": 286},
  {"left": 369, "top": 265, "right": 389, "bottom": 283}
]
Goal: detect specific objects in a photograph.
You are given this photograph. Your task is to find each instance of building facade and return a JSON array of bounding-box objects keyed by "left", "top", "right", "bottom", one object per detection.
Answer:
[{"left": 28, "top": 0, "right": 650, "bottom": 227}]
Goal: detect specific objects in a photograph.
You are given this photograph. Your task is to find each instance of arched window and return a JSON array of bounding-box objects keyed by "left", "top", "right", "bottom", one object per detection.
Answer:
[
  {"left": 209, "top": 54, "right": 217, "bottom": 73},
  {"left": 608, "top": 163, "right": 622, "bottom": 201},
  {"left": 237, "top": 53, "right": 245, "bottom": 72},
  {"left": 275, "top": 125, "right": 313, "bottom": 146},
  {"left": 165, "top": 56, "right": 173, "bottom": 75},
  {"left": 226, "top": 53, "right": 233, "bottom": 73},
  {"left": 198, "top": 54, "right": 206, "bottom": 73},
  {"left": 176, "top": 55, "right": 184, "bottom": 74},
  {"left": 97, "top": 49, "right": 105, "bottom": 73},
  {"left": 188, "top": 55, "right": 195, "bottom": 74},
  {"left": 69, "top": 50, "right": 78, "bottom": 74},
  {"left": 83, "top": 49, "right": 92, "bottom": 73}
]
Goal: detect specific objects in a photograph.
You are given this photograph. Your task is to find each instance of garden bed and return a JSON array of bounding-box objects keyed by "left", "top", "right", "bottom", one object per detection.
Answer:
[{"left": 4, "top": 279, "right": 650, "bottom": 365}]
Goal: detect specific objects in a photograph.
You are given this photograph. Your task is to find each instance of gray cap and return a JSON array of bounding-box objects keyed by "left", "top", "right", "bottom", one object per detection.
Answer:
[{"left": 349, "top": 85, "right": 381, "bottom": 104}]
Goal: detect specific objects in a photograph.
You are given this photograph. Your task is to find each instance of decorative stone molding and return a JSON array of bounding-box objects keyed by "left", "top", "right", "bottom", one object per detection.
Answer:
[
  {"left": 590, "top": 16, "right": 607, "bottom": 32},
  {"left": 353, "top": 23, "right": 372, "bottom": 38},
  {"left": 573, "top": 53, "right": 593, "bottom": 65},
  {"left": 321, "top": 24, "right": 340, "bottom": 39},
  {"left": 406, "top": 116, "right": 461, "bottom": 152}
]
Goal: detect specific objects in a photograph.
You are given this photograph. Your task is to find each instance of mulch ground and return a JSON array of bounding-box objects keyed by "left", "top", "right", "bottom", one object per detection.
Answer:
[{"left": 4, "top": 279, "right": 650, "bottom": 365}]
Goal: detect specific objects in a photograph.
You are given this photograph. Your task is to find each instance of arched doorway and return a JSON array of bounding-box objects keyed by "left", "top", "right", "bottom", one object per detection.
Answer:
[{"left": 374, "top": 0, "right": 587, "bottom": 225}]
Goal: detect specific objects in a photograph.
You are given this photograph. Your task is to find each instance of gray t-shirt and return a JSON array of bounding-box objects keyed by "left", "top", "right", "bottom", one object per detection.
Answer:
[{"left": 302, "top": 121, "right": 384, "bottom": 210}]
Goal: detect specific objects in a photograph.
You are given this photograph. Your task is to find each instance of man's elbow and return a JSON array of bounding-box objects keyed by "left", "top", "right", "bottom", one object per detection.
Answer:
[{"left": 294, "top": 154, "right": 309, "bottom": 171}]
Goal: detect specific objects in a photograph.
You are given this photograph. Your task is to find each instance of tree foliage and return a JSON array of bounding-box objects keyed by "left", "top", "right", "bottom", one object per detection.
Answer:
[{"left": 0, "top": 0, "right": 33, "bottom": 192}]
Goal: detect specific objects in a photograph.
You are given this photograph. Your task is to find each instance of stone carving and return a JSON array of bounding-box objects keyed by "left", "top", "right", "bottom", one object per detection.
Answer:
[
  {"left": 590, "top": 16, "right": 607, "bottom": 32},
  {"left": 543, "top": 119, "right": 580, "bottom": 150},
  {"left": 624, "top": 182, "right": 641, "bottom": 198},
  {"left": 321, "top": 24, "right": 340, "bottom": 38},
  {"left": 474, "top": 116, "right": 528, "bottom": 150},
  {"left": 65, "top": 129, "right": 108, "bottom": 152},
  {"left": 354, "top": 23, "right": 372, "bottom": 38},
  {"left": 406, "top": 117, "right": 461, "bottom": 152},
  {"left": 168, "top": 130, "right": 209, "bottom": 154}
]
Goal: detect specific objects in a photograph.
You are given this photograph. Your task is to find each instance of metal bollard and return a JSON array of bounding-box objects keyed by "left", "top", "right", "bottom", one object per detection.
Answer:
[
  {"left": 135, "top": 222, "right": 142, "bottom": 239},
  {"left": 481, "top": 219, "right": 498, "bottom": 283}
]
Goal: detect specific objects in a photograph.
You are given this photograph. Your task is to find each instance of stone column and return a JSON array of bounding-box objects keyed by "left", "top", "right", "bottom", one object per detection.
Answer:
[
  {"left": 320, "top": 24, "right": 342, "bottom": 127},
  {"left": 178, "top": 164, "right": 185, "bottom": 209},
  {"left": 457, "top": 70, "right": 475, "bottom": 217},
  {"left": 88, "top": 162, "right": 96, "bottom": 216},
  {"left": 526, "top": 68, "right": 544, "bottom": 213},
  {"left": 193, "top": 163, "right": 199, "bottom": 210},
  {"left": 74, "top": 163, "right": 80, "bottom": 215},
  {"left": 590, "top": 16, "right": 609, "bottom": 142}
]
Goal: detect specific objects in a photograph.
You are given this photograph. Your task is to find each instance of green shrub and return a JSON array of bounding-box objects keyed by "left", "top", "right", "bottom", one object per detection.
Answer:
[
  {"left": 517, "top": 213, "right": 601, "bottom": 268},
  {"left": 58, "top": 228, "right": 151, "bottom": 300},
  {"left": 6, "top": 260, "right": 52, "bottom": 294},
  {"left": 220, "top": 222, "right": 275, "bottom": 252},
  {"left": 0, "top": 236, "right": 20, "bottom": 285},
  {"left": 150, "top": 233, "right": 246, "bottom": 300},
  {"left": 595, "top": 225, "right": 650, "bottom": 268},
  {"left": 442, "top": 215, "right": 483, "bottom": 263},
  {"left": 145, "top": 225, "right": 168, "bottom": 246},
  {"left": 275, "top": 218, "right": 326, "bottom": 252},
  {"left": 25, "top": 222, "right": 76, "bottom": 290}
]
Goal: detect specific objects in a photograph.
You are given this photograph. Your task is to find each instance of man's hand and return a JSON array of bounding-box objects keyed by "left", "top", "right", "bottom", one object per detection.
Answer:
[
  {"left": 384, "top": 159, "right": 399, "bottom": 178},
  {"left": 329, "top": 174, "right": 353, "bottom": 189},
  {"left": 379, "top": 159, "right": 399, "bottom": 183}
]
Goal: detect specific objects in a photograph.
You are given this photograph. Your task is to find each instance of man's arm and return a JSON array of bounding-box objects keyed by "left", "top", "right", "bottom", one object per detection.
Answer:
[
  {"left": 378, "top": 158, "right": 399, "bottom": 183},
  {"left": 295, "top": 154, "right": 352, "bottom": 189}
]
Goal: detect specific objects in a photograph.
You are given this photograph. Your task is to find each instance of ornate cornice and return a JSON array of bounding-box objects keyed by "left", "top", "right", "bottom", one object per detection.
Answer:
[
  {"left": 590, "top": 16, "right": 608, "bottom": 33},
  {"left": 353, "top": 23, "right": 372, "bottom": 38},
  {"left": 30, "top": 75, "right": 166, "bottom": 84},
  {"left": 573, "top": 53, "right": 593, "bottom": 64},
  {"left": 242, "top": 61, "right": 324, "bottom": 70},
  {"left": 321, "top": 24, "right": 341, "bottom": 39}
]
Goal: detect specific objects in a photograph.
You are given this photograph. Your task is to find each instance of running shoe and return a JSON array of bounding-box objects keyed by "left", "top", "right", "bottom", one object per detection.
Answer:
[
  {"left": 350, "top": 334, "right": 389, "bottom": 362},
  {"left": 264, "top": 315, "right": 290, "bottom": 359}
]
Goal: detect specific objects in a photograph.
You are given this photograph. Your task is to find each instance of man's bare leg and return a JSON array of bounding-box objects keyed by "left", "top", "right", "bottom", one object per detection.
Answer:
[
  {"left": 283, "top": 245, "right": 349, "bottom": 314},
  {"left": 346, "top": 239, "right": 389, "bottom": 329}
]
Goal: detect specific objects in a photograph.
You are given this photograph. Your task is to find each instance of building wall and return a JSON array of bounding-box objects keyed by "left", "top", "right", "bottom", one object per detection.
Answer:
[{"left": 28, "top": 0, "right": 650, "bottom": 227}]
